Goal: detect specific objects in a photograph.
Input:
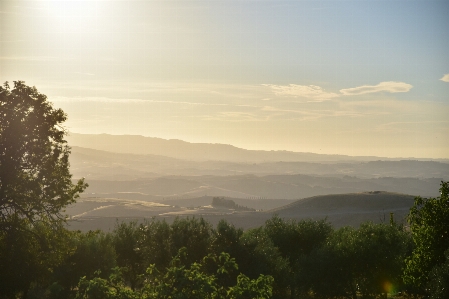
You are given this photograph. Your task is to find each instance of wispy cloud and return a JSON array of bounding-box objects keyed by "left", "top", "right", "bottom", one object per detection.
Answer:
[
  {"left": 52, "top": 96, "right": 253, "bottom": 108},
  {"left": 201, "top": 110, "right": 271, "bottom": 122},
  {"left": 264, "top": 81, "right": 413, "bottom": 100},
  {"left": 0, "top": 56, "right": 61, "bottom": 62},
  {"left": 52, "top": 96, "right": 147, "bottom": 103},
  {"left": 340, "top": 81, "right": 412, "bottom": 95},
  {"left": 440, "top": 74, "right": 449, "bottom": 83},
  {"left": 263, "top": 84, "right": 339, "bottom": 101},
  {"left": 73, "top": 72, "right": 95, "bottom": 76}
]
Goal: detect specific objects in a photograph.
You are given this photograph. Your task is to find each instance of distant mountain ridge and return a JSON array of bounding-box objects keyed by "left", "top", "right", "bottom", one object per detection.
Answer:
[{"left": 67, "top": 133, "right": 447, "bottom": 163}]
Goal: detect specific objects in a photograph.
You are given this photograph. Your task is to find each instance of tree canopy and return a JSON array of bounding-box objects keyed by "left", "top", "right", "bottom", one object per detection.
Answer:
[
  {"left": 0, "top": 81, "right": 87, "bottom": 231},
  {"left": 404, "top": 181, "right": 449, "bottom": 295},
  {"left": 0, "top": 81, "right": 87, "bottom": 298}
]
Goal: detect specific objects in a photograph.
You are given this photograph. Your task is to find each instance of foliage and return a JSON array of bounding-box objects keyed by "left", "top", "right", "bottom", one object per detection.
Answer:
[
  {"left": 238, "top": 227, "right": 290, "bottom": 298},
  {"left": 427, "top": 249, "right": 449, "bottom": 299},
  {"left": 302, "top": 222, "right": 411, "bottom": 299},
  {"left": 168, "top": 217, "right": 214, "bottom": 265},
  {"left": 138, "top": 218, "right": 171, "bottom": 272},
  {"left": 227, "top": 274, "right": 274, "bottom": 299},
  {"left": 112, "top": 221, "right": 144, "bottom": 290},
  {"left": 0, "top": 81, "right": 87, "bottom": 298},
  {"left": 0, "top": 81, "right": 87, "bottom": 230},
  {"left": 404, "top": 181, "right": 449, "bottom": 294},
  {"left": 263, "top": 216, "right": 333, "bottom": 298},
  {"left": 0, "top": 220, "right": 73, "bottom": 299},
  {"left": 264, "top": 216, "right": 333, "bottom": 261},
  {"left": 212, "top": 197, "right": 255, "bottom": 211},
  {"left": 210, "top": 219, "right": 243, "bottom": 259},
  {"left": 143, "top": 248, "right": 273, "bottom": 299},
  {"left": 53, "top": 230, "right": 117, "bottom": 297},
  {"left": 74, "top": 268, "right": 139, "bottom": 299}
]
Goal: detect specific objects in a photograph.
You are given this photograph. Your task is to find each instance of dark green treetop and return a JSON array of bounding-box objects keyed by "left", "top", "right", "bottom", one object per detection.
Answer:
[{"left": 404, "top": 181, "right": 449, "bottom": 295}]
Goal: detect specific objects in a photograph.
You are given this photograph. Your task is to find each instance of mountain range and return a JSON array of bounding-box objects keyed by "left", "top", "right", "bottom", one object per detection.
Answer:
[
  {"left": 65, "top": 133, "right": 447, "bottom": 231},
  {"left": 67, "top": 133, "right": 449, "bottom": 163}
]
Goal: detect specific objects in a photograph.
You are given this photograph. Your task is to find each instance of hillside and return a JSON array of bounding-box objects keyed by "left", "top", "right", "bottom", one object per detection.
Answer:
[
  {"left": 79, "top": 174, "right": 441, "bottom": 204},
  {"left": 67, "top": 133, "right": 446, "bottom": 163},
  {"left": 66, "top": 192, "right": 417, "bottom": 231},
  {"left": 69, "top": 146, "right": 449, "bottom": 181},
  {"left": 266, "top": 191, "right": 416, "bottom": 227}
]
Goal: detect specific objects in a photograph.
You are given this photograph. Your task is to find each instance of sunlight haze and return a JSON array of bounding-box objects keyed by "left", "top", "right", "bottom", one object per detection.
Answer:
[{"left": 1, "top": 0, "right": 448, "bottom": 158}]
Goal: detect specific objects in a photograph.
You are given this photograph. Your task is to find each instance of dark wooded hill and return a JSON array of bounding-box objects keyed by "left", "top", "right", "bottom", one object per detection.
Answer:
[{"left": 266, "top": 191, "right": 415, "bottom": 227}]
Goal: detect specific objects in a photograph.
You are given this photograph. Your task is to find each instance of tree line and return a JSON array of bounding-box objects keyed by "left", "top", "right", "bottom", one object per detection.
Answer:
[
  {"left": 1, "top": 81, "right": 448, "bottom": 299},
  {"left": 1, "top": 210, "right": 448, "bottom": 299},
  {"left": 212, "top": 197, "right": 256, "bottom": 211}
]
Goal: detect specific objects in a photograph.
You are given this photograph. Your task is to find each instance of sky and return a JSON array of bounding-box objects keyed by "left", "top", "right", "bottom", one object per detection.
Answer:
[{"left": 1, "top": 0, "right": 449, "bottom": 158}]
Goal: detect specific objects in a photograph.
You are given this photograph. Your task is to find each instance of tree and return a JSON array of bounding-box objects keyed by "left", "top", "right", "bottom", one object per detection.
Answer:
[
  {"left": 0, "top": 81, "right": 87, "bottom": 298},
  {"left": 0, "top": 220, "right": 74, "bottom": 299},
  {"left": 263, "top": 216, "right": 333, "bottom": 298},
  {"left": 54, "top": 230, "right": 117, "bottom": 296},
  {"left": 238, "top": 227, "right": 290, "bottom": 299},
  {"left": 210, "top": 220, "right": 243, "bottom": 261},
  {"left": 112, "top": 221, "right": 144, "bottom": 290},
  {"left": 142, "top": 248, "right": 274, "bottom": 299},
  {"left": 74, "top": 267, "right": 139, "bottom": 299},
  {"left": 138, "top": 218, "right": 172, "bottom": 271},
  {"left": 404, "top": 181, "right": 449, "bottom": 295},
  {"left": 427, "top": 248, "right": 449, "bottom": 299},
  {"left": 302, "top": 222, "right": 411, "bottom": 299},
  {"left": 0, "top": 80, "right": 87, "bottom": 230},
  {"left": 168, "top": 217, "right": 213, "bottom": 265}
]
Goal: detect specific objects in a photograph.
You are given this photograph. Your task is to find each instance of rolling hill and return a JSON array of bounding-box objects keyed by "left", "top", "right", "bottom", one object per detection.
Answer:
[{"left": 66, "top": 191, "right": 417, "bottom": 232}]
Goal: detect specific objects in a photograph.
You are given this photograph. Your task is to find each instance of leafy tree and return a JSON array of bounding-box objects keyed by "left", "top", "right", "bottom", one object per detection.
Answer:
[
  {"left": 138, "top": 218, "right": 171, "bottom": 271},
  {"left": 238, "top": 227, "right": 290, "bottom": 299},
  {"left": 0, "top": 81, "right": 87, "bottom": 230},
  {"left": 210, "top": 220, "right": 243, "bottom": 260},
  {"left": 53, "top": 230, "right": 117, "bottom": 297},
  {"left": 168, "top": 217, "right": 213, "bottom": 265},
  {"left": 227, "top": 274, "right": 274, "bottom": 299},
  {"left": 112, "top": 221, "right": 144, "bottom": 290},
  {"left": 143, "top": 248, "right": 273, "bottom": 299},
  {"left": 305, "top": 223, "right": 411, "bottom": 299},
  {"left": 350, "top": 222, "right": 411, "bottom": 298},
  {"left": 0, "top": 81, "right": 87, "bottom": 298},
  {"left": 427, "top": 249, "right": 449, "bottom": 299},
  {"left": 263, "top": 216, "right": 333, "bottom": 298},
  {"left": 404, "top": 181, "right": 449, "bottom": 295},
  {"left": 74, "top": 268, "right": 139, "bottom": 299},
  {"left": 0, "top": 220, "right": 73, "bottom": 299}
]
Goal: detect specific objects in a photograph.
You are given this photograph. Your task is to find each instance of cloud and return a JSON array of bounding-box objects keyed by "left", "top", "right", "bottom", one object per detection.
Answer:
[
  {"left": 340, "top": 81, "right": 412, "bottom": 95},
  {"left": 52, "top": 96, "right": 146, "bottom": 103},
  {"left": 52, "top": 96, "right": 257, "bottom": 108},
  {"left": 0, "top": 56, "right": 61, "bottom": 61},
  {"left": 440, "top": 74, "right": 449, "bottom": 82},
  {"left": 73, "top": 72, "right": 95, "bottom": 76},
  {"left": 263, "top": 84, "right": 339, "bottom": 101}
]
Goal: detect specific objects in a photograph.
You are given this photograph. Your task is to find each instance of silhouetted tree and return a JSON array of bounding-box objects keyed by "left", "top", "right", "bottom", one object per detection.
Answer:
[
  {"left": 0, "top": 81, "right": 87, "bottom": 231},
  {"left": 0, "top": 81, "right": 87, "bottom": 298}
]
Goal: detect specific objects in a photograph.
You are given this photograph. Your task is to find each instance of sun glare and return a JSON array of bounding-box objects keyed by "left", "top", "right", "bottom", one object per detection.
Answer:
[{"left": 46, "top": 0, "right": 99, "bottom": 33}]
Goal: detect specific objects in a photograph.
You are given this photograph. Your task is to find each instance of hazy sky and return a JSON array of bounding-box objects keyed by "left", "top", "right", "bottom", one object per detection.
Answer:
[{"left": 1, "top": 0, "right": 449, "bottom": 158}]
